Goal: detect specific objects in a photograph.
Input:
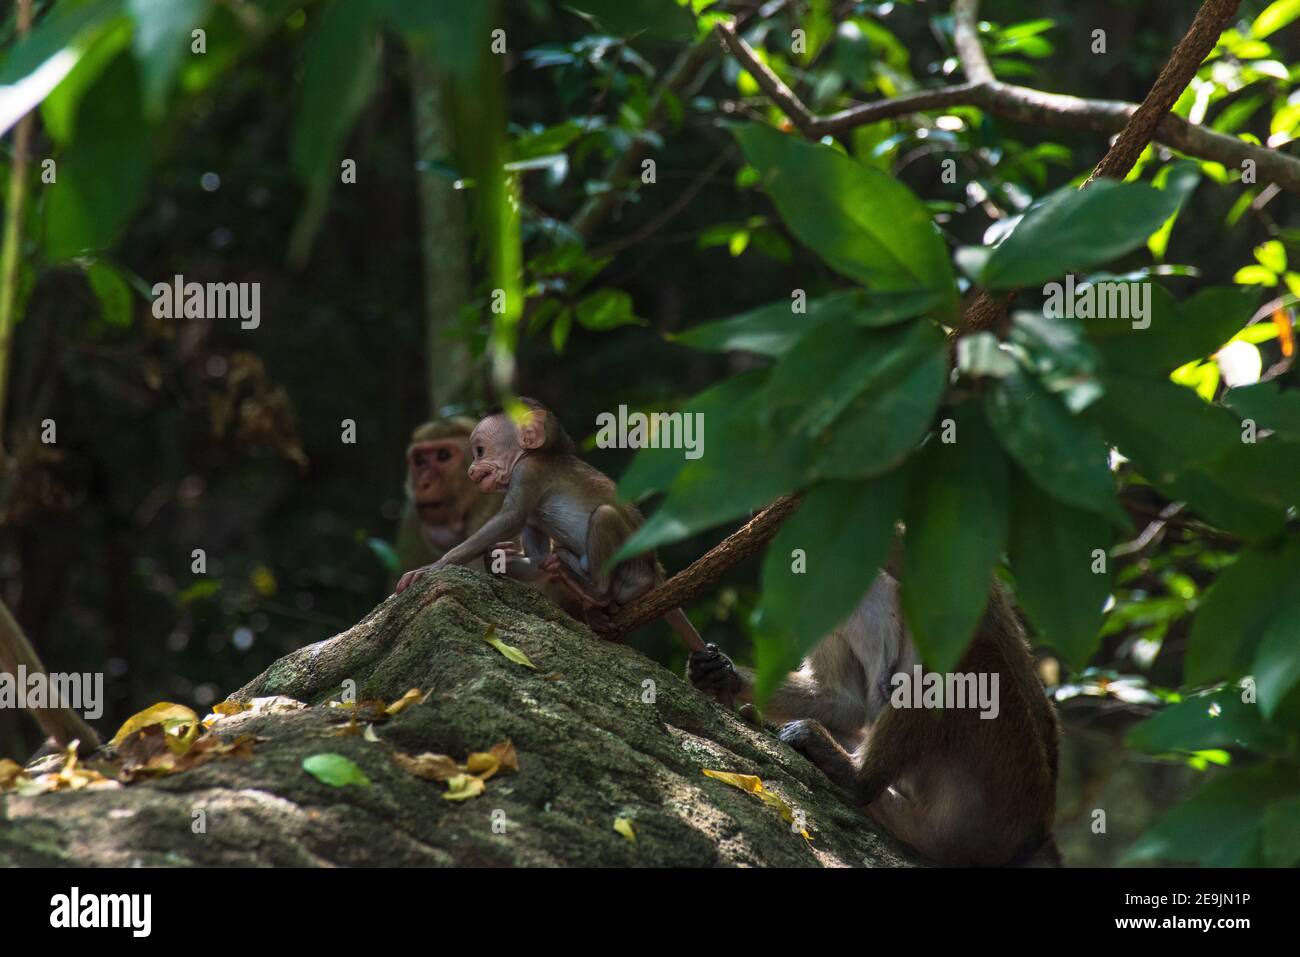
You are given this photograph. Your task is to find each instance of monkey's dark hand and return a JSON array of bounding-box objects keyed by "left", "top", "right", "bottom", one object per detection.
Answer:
[{"left": 687, "top": 643, "right": 743, "bottom": 697}]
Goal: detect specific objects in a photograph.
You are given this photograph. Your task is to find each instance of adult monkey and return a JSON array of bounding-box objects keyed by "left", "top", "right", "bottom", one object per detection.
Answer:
[
  {"left": 0, "top": 600, "right": 101, "bottom": 755},
  {"left": 689, "top": 570, "right": 1060, "bottom": 867},
  {"left": 395, "top": 416, "right": 504, "bottom": 575}
]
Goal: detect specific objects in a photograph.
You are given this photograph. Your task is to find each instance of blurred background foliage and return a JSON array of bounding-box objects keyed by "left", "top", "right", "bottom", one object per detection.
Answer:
[{"left": 1, "top": 0, "right": 1298, "bottom": 865}]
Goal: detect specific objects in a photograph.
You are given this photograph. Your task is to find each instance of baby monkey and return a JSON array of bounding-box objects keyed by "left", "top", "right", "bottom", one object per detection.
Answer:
[{"left": 394, "top": 399, "right": 708, "bottom": 656}]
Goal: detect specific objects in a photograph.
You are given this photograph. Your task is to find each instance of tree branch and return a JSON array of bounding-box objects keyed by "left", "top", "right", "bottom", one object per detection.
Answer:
[
  {"left": 952, "top": 0, "right": 994, "bottom": 85},
  {"left": 608, "top": 495, "right": 801, "bottom": 639},
  {"left": 1087, "top": 0, "right": 1242, "bottom": 184},
  {"left": 715, "top": 14, "right": 1299, "bottom": 195}
]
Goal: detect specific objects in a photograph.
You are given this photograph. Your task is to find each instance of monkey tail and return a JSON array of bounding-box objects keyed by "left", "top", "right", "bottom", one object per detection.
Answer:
[{"left": 664, "top": 606, "right": 708, "bottom": 654}]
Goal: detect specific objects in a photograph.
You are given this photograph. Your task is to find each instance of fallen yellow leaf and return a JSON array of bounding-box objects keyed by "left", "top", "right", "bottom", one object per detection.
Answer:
[
  {"left": 702, "top": 768, "right": 813, "bottom": 842},
  {"left": 443, "top": 774, "right": 487, "bottom": 801},
  {"left": 464, "top": 751, "right": 500, "bottom": 780},
  {"left": 614, "top": 817, "right": 637, "bottom": 843},
  {"left": 702, "top": 769, "right": 763, "bottom": 794},
  {"left": 385, "top": 688, "right": 423, "bottom": 716},
  {"left": 110, "top": 702, "right": 201, "bottom": 750},
  {"left": 482, "top": 626, "right": 537, "bottom": 670}
]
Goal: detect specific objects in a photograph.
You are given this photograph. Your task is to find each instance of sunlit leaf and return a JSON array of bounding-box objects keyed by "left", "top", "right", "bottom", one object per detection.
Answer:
[
  {"left": 734, "top": 123, "right": 957, "bottom": 314},
  {"left": 302, "top": 752, "right": 371, "bottom": 787},
  {"left": 980, "top": 180, "right": 1180, "bottom": 289}
]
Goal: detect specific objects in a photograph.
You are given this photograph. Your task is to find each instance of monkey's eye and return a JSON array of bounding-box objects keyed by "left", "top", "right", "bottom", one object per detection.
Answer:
[
  {"left": 436, "top": 448, "right": 452, "bottom": 463},
  {"left": 412, "top": 452, "right": 427, "bottom": 466},
  {"left": 476, "top": 446, "right": 485, "bottom": 456}
]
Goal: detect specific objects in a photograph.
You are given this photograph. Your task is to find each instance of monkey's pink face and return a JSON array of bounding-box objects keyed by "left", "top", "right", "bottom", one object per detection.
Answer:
[
  {"left": 467, "top": 415, "right": 522, "bottom": 492},
  {"left": 407, "top": 439, "right": 466, "bottom": 525}
]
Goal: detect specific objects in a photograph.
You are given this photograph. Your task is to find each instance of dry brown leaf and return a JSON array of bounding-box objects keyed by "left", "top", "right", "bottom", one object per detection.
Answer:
[
  {"left": 392, "top": 751, "right": 460, "bottom": 782},
  {"left": 489, "top": 740, "right": 519, "bottom": 775},
  {"left": 0, "top": 758, "right": 25, "bottom": 790},
  {"left": 209, "top": 701, "right": 251, "bottom": 717}
]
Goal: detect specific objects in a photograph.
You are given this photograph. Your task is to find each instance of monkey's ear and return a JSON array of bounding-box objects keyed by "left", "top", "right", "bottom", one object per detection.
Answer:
[{"left": 518, "top": 408, "right": 548, "bottom": 450}]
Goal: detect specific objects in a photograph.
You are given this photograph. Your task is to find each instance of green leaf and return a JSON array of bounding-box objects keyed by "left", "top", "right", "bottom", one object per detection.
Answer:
[
  {"left": 734, "top": 124, "right": 957, "bottom": 313},
  {"left": 1262, "top": 797, "right": 1300, "bottom": 867},
  {"left": 1147, "top": 160, "right": 1200, "bottom": 261},
  {"left": 1251, "top": 0, "right": 1300, "bottom": 38},
  {"left": 43, "top": 56, "right": 149, "bottom": 261},
  {"left": 288, "top": 0, "right": 380, "bottom": 262},
  {"left": 1127, "top": 687, "right": 1279, "bottom": 754},
  {"left": 1088, "top": 285, "right": 1256, "bottom": 377},
  {"left": 1087, "top": 373, "right": 1285, "bottom": 540},
  {"left": 562, "top": 0, "right": 697, "bottom": 41},
  {"left": 483, "top": 625, "right": 538, "bottom": 669},
  {"left": 985, "top": 370, "right": 1125, "bottom": 524},
  {"left": 83, "top": 261, "right": 134, "bottom": 328},
  {"left": 618, "top": 369, "right": 768, "bottom": 501},
  {"left": 1123, "top": 764, "right": 1295, "bottom": 866},
  {"left": 672, "top": 288, "right": 942, "bottom": 358},
  {"left": 366, "top": 537, "right": 401, "bottom": 573},
  {"left": 1186, "top": 538, "right": 1300, "bottom": 684},
  {"left": 303, "top": 753, "right": 371, "bottom": 787},
  {"left": 0, "top": 0, "right": 124, "bottom": 137},
  {"left": 1255, "top": 603, "right": 1300, "bottom": 719},
  {"left": 1008, "top": 468, "right": 1111, "bottom": 668},
  {"left": 980, "top": 179, "right": 1180, "bottom": 289},
  {"left": 901, "top": 405, "right": 1008, "bottom": 671},
  {"left": 754, "top": 474, "right": 902, "bottom": 701},
  {"left": 39, "top": 17, "right": 132, "bottom": 145},
  {"left": 1223, "top": 381, "right": 1300, "bottom": 441},
  {"left": 573, "top": 289, "right": 644, "bottom": 330},
  {"left": 810, "top": 322, "right": 949, "bottom": 480},
  {"left": 125, "top": 0, "right": 209, "bottom": 119},
  {"left": 614, "top": 382, "right": 813, "bottom": 558},
  {"left": 672, "top": 291, "right": 860, "bottom": 358}
]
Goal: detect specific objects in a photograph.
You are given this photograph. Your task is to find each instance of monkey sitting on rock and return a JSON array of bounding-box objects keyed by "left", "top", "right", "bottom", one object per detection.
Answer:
[
  {"left": 395, "top": 399, "right": 709, "bottom": 658},
  {"left": 395, "top": 416, "right": 505, "bottom": 575},
  {"left": 690, "top": 571, "right": 1061, "bottom": 867}
]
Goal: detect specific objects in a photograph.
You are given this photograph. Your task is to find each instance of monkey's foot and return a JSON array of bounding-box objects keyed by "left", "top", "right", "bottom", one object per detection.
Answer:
[
  {"left": 545, "top": 561, "right": 609, "bottom": 612},
  {"left": 778, "top": 719, "right": 860, "bottom": 796},
  {"left": 583, "top": 605, "right": 620, "bottom": 638}
]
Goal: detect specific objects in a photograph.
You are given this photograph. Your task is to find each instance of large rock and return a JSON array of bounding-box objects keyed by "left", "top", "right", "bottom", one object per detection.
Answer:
[{"left": 0, "top": 567, "right": 912, "bottom": 867}]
